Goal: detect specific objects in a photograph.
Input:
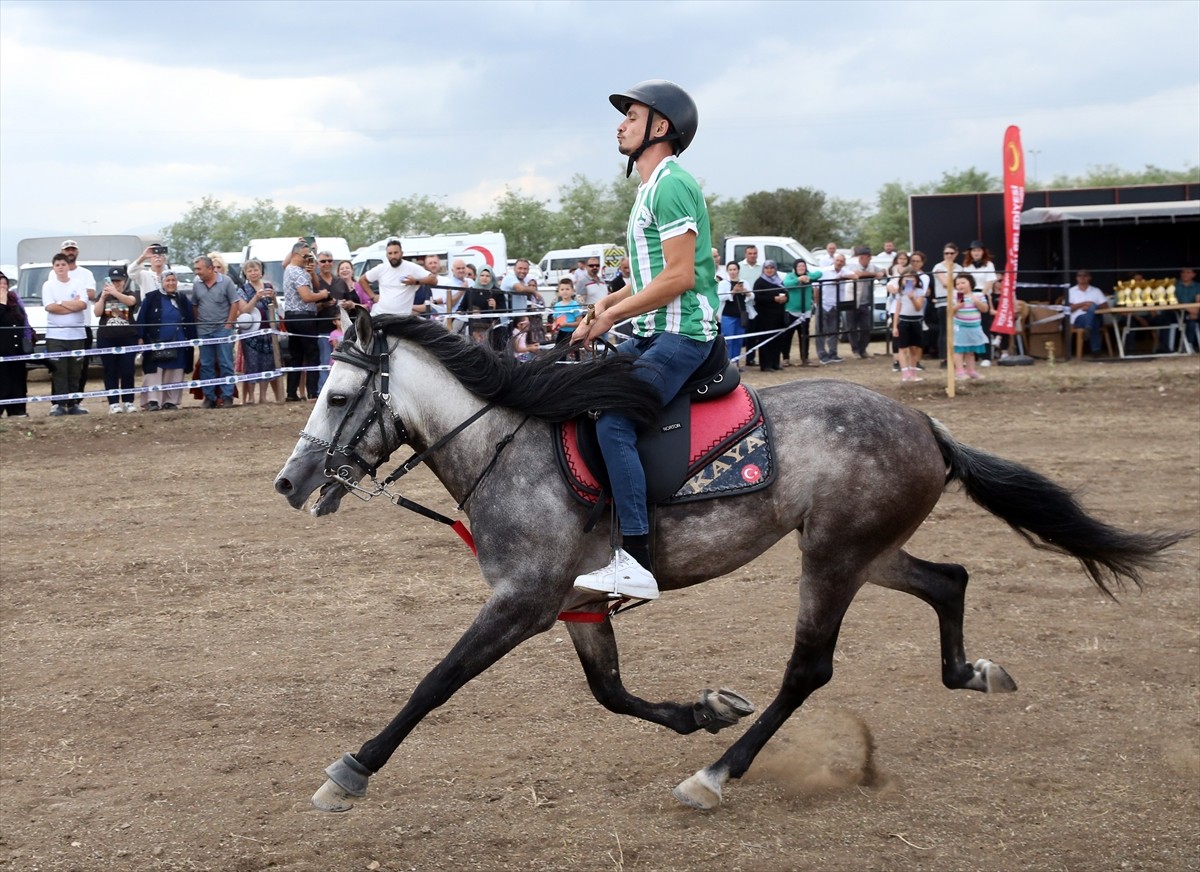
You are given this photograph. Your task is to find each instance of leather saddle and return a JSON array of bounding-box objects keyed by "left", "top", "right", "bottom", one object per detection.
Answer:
[{"left": 556, "top": 337, "right": 774, "bottom": 526}]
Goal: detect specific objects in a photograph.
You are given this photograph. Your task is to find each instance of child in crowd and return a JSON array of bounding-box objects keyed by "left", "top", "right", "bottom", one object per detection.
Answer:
[
  {"left": 951, "top": 273, "right": 991, "bottom": 380},
  {"left": 891, "top": 268, "right": 926, "bottom": 382},
  {"left": 328, "top": 314, "right": 344, "bottom": 352},
  {"left": 552, "top": 278, "right": 583, "bottom": 359},
  {"left": 511, "top": 316, "right": 536, "bottom": 361}
]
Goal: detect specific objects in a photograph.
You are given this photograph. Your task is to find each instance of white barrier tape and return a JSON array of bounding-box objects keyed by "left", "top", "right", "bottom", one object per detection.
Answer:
[
  {"left": 0, "top": 363, "right": 331, "bottom": 406},
  {"left": 5, "top": 329, "right": 276, "bottom": 364}
]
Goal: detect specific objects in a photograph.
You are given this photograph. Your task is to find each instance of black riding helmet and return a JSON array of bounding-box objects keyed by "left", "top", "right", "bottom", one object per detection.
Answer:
[{"left": 609, "top": 79, "right": 698, "bottom": 177}]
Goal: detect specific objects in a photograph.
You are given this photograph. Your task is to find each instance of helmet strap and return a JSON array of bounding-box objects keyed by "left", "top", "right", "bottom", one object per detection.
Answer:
[{"left": 624, "top": 107, "right": 681, "bottom": 178}]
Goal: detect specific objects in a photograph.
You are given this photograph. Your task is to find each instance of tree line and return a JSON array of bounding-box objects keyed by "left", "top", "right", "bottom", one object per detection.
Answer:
[{"left": 162, "top": 163, "right": 1197, "bottom": 261}]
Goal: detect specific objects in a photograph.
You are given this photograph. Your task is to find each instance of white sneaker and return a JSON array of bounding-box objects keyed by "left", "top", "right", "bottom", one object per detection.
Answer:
[
  {"left": 573, "top": 549, "right": 660, "bottom": 600},
  {"left": 109, "top": 404, "right": 123, "bottom": 414},
  {"left": 124, "top": 402, "right": 137, "bottom": 413}
]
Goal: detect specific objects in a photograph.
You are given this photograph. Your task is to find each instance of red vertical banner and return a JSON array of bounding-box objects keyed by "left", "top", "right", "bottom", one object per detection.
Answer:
[{"left": 993, "top": 125, "right": 1024, "bottom": 335}]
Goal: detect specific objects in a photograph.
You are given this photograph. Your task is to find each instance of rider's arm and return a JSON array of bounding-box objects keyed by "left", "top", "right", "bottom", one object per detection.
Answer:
[{"left": 600, "top": 231, "right": 696, "bottom": 323}]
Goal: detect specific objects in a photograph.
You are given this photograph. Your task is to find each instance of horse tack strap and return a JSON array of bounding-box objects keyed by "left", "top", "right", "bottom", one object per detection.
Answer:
[{"left": 556, "top": 596, "right": 641, "bottom": 623}]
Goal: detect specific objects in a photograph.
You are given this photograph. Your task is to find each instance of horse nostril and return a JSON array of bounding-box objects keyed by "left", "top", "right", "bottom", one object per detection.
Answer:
[{"left": 275, "top": 477, "right": 294, "bottom": 495}]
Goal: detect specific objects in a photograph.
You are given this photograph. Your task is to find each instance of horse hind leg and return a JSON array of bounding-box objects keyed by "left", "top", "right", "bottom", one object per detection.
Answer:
[
  {"left": 674, "top": 560, "right": 861, "bottom": 810},
  {"left": 566, "top": 619, "right": 756, "bottom": 735},
  {"left": 868, "top": 550, "right": 1016, "bottom": 694}
]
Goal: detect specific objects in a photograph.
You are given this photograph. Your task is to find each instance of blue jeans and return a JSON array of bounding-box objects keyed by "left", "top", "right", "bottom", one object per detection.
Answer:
[
  {"left": 720, "top": 314, "right": 743, "bottom": 363},
  {"left": 596, "top": 332, "right": 711, "bottom": 536},
  {"left": 317, "top": 333, "right": 333, "bottom": 393},
  {"left": 1074, "top": 306, "right": 1104, "bottom": 353},
  {"left": 199, "top": 328, "right": 235, "bottom": 401}
]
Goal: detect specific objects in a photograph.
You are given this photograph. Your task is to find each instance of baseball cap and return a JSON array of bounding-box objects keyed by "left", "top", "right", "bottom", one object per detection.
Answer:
[
  {"left": 107, "top": 266, "right": 128, "bottom": 280},
  {"left": 969, "top": 239, "right": 985, "bottom": 249},
  {"left": 853, "top": 245, "right": 872, "bottom": 256},
  {"left": 61, "top": 239, "right": 79, "bottom": 249}
]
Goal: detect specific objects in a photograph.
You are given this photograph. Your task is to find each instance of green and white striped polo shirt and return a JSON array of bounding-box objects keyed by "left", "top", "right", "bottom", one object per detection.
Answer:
[{"left": 626, "top": 156, "right": 719, "bottom": 341}]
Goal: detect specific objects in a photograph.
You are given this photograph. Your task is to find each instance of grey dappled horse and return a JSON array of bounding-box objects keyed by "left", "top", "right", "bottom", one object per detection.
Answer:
[{"left": 274, "top": 310, "right": 1186, "bottom": 812}]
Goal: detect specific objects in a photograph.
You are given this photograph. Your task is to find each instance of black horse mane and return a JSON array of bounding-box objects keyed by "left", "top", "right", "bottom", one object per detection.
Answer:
[{"left": 353, "top": 315, "right": 662, "bottom": 426}]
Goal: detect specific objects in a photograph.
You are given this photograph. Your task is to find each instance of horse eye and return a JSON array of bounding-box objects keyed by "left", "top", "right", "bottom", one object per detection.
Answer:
[{"left": 328, "top": 395, "right": 347, "bottom": 407}]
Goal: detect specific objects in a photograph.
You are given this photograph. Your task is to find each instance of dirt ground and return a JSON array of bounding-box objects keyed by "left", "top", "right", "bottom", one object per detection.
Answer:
[{"left": 2, "top": 348, "right": 1198, "bottom": 872}]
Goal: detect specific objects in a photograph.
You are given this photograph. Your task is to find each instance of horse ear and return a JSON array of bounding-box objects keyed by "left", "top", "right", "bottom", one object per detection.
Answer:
[
  {"left": 354, "top": 306, "right": 373, "bottom": 353},
  {"left": 339, "top": 306, "right": 354, "bottom": 337}
]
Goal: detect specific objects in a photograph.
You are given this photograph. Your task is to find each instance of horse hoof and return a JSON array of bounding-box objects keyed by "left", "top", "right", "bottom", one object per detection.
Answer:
[
  {"left": 695, "top": 688, "right": 756, "bottom": 733},
  {"left": 976, "top": 658, "right": 1018, "bottom": 693},
  {"left": 312, "top": 778, "right": 355, "bottom": 812},
  {"left": 673, "top": 768, "right": 724, "bottom": 810}
]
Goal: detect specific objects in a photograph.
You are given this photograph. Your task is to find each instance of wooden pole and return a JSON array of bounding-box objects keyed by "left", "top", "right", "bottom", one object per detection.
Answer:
[{"left": 945, "top": 259, "right": 956, "bottom": 398}]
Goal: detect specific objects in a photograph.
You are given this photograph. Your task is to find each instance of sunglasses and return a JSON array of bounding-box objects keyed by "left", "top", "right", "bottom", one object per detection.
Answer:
[
  {"left": 318, "top": 259, "right": 332, "bottom": 263},
  {"left": 587, "top": 263, "right": 600, "bottom": 268}
]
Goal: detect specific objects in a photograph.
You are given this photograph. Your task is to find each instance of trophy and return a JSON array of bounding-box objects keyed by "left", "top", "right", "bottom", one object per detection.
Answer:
[{"left": 1167, "top": 281, "right": 1179, "bottom": 306}]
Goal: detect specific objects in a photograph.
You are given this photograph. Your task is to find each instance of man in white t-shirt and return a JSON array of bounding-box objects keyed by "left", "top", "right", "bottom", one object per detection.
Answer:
[
  {"left": 738, "top": 244, "right": 763, "bottom": 288},
  {"left": 500, "top": 258, "right": 542, "bottom": 313},
  {"left": 818, "top": 241, "right": 839, "bottom": 268},
  {"left": 42, "top": 252, "right": 90, "bottom": 415},
  {"left": 60, "top": 239, "right": 96, "bottom": 393},
  {"left": 1067, "top": 270, "right": 1109, "bottom": 355},
  {"left": 357, "top": 240, "right": 436, "bottom": 317}
]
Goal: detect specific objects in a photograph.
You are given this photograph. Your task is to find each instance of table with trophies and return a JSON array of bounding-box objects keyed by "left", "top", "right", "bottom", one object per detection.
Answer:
[{"left": 1108, "top": 279, "right": 1196, "bottom": 359}]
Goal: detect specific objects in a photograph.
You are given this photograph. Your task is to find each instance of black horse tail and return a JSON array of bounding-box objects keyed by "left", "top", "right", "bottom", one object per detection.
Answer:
[{"left": 927, "top": 416, "right": 1192, "bottom": 598}]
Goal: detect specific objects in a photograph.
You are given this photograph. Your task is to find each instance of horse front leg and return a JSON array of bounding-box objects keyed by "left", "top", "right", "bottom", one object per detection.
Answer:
[
  {"left": 867, "top": 550, "right": 1017, "bottom": 694},
  {"left": 566, "top": 619, "right": 755, "bottom": 735},
  {"left": 312, "top": 590, "right": 559, "bottom": 812}
]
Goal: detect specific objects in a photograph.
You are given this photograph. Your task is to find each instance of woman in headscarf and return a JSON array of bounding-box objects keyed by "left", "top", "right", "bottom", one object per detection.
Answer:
[
  {"left": 782, "top": 258, "right": 821, "bottom": 367},
  {"left": 0, "top": 271, "right": 31, "bottom": 417},
  {"left": 461, "top": 267, "right": 504, "bottom": 346},
  {"left": 136, "top": 270, "right": 197, "bottom": 411},
  {"left": 752, "top": 260, "right": 789, "bottom": 372}
]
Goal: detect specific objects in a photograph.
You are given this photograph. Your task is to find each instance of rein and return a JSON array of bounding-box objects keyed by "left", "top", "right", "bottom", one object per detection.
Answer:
[{"left": 298, "top": 334, "right": 525, "bottom": 555}]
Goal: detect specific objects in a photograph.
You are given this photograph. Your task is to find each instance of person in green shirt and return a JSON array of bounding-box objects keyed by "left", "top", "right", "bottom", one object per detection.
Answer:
[
  {"left": 782, "top": 258, "right": 821, "bottom": 366},
  {"left": 571, "top": 80, "right": 718, "bottom": 602}
]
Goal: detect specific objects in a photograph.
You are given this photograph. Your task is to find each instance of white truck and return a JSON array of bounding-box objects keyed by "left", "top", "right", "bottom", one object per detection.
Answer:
[
  {"left": 15, "top": 234, "right": 160, "bottom": 354},
  {"left": 537, "top": 243, "right": 626, "bottom": 286}
]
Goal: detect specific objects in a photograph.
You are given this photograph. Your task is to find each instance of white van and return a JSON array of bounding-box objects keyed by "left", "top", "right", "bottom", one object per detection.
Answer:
[
  {"left": 538, "top": 244, "right": 626, "bottom": 287},
  {"left": 723, "top": 236, "right": 818, "bottom": 271},
  {"left": 243, "top": 237, "right": 352, "bottom": 292}
]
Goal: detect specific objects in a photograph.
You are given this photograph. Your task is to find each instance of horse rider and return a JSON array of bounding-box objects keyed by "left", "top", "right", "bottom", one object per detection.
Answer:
[{"left": 570, "top": 80, "right": 720, "bottom": 601}]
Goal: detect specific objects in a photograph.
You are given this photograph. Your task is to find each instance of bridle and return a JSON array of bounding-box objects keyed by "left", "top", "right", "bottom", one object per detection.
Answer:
[
  {"left": 299, "top": 334, "right": 410, "bottom": 499},
  {"left": 297, "top": 332, "right": 524, "bottom": 551}
]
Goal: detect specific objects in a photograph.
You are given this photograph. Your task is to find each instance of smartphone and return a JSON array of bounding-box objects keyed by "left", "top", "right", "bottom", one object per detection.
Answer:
[
  {"left": 302, "top": 235, "right": 317, "bottom": 249},
  {"left": 904, "top": 278, "right": 915, "bottom": 292}
]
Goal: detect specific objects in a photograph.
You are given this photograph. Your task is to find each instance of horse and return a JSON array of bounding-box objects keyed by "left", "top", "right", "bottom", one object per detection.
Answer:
[{"left": 274, "top": 309, "right": 1187, "bottom": 812}]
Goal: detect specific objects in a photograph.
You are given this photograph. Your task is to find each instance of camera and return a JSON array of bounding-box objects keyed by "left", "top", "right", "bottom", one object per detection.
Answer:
[{"left": 150, "top": 244, "right": 168, "bottom": 255}]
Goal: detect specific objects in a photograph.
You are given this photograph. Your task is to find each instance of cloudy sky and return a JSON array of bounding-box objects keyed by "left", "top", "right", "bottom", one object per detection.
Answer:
[{"left": 1, "top": 0, "right": 1197, "bottom": 264}]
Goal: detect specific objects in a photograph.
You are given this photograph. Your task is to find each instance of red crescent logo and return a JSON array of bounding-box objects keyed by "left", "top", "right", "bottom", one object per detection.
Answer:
[
  {"left": 1007, "top": 142, "right": 1021, "bottom": 172},
  {"left": 741, "top": 464, "right": 762, "bottom": 484},
  {"left": 465, "top": 245, "right": 494, "bottom": 268}
]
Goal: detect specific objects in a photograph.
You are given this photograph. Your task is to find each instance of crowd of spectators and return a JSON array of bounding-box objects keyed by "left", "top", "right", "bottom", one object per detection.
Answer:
[{"left": 3, "top": 235, "right": 1196, "bottom": 417}]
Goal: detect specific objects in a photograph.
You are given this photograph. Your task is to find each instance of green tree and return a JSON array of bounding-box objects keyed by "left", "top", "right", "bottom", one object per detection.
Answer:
[
  {"left": 862, "top": 181, "right": 921, "bottom": 252},
  {"left": 1045, "top": 163, "right": 1199, "bottom": 188},
  {"left": 479, "top": 188, "right": 560, "bottom": 259},
  {"left": 312, "top": 208, "right": 388, "bottom": 249},
  {"left": 933, "top": 167, "right": 1000, "bottom": 193},
  {"left": 161, "top": 195, "right": 237, "bottom": 259},
  {"left": 736, "top": 187, "right": 836, "bottom": 243},
  {"left": 826, "top": 197, "right": 869, "bottom": 247},
  {"left": 380, "top": 195, "right": 470, "bottom": 237},
  {"left": 705, "top": 193, "right": 743, "bottom": 251}
]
